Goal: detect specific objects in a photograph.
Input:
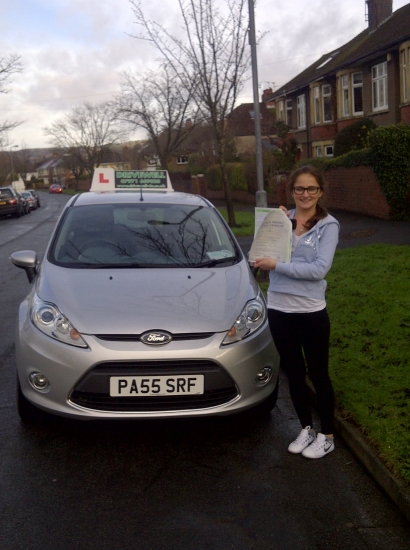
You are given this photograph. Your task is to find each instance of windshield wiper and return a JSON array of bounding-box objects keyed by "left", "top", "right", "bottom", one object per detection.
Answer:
[
  {"left": 194, "top": 257, "right": 238, "bottom": 268},
  {"left": 75, "top": 262, "right": 142, "bottom": 269}
]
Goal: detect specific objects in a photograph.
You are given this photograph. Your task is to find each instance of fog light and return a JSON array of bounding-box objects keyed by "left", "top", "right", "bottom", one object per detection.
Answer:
[
  {"left": 255, "top": 367, "right": 273, "bottom": 386},
  {"left": 29, "top": 372, "right": 50, "bottom": 391}
]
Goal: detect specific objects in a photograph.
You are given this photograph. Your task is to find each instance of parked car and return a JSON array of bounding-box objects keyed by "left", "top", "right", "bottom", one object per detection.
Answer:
[
  {"left": 49, "top": 184, "right": 63, "bottom": 194},
  {"left": 17, "top": 193, "right": 31, "bottom": 215},
  {"left": 11, "top": 170, "right": 279, "bottom": 422},
  {"left": 20, "top": 190, "right": 37, "bottom": 210},
  {"left": 0, "top": 186, "right": 24, "bottom": 218},
  {"left": 29, "top": 190, "right": 41, "bottom": 208}
]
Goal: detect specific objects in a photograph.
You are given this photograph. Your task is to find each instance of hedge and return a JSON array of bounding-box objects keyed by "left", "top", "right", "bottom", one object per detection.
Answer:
[{"left": 206, "top": 163, "right": 248, "bottom": 191}]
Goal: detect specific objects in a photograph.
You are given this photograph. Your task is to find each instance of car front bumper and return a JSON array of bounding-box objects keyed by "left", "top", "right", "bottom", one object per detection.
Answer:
[{"left": 16, "top": 301, "right": 279, "bottom": 419}]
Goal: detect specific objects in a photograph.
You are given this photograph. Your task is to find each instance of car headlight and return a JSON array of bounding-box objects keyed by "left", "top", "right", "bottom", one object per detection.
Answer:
[
  {"left": 31, "top": 295, "right": 88, "bottom": 348},
  {"left": 222, "top": 292, "right": 267, "bottom": 345}
]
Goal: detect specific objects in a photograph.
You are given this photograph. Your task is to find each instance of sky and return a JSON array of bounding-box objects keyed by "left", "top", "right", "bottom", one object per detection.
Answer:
[{"left": 1, "top": 0, "right": 409, "bottom": 150}]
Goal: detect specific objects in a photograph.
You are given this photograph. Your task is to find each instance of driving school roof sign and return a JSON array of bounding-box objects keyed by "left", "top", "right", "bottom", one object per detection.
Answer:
[{"left": 90, "top": 168, "right": 174, "bottom": 192}]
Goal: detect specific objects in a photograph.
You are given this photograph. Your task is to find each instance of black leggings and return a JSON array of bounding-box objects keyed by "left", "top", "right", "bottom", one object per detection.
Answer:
[{"left": 268, "top": 308, "right": 335, "bottom": 434}]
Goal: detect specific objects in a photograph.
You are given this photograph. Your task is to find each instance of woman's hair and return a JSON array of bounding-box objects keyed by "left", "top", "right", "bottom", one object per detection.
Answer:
[{"left": 287, "top": 165, "right": 328, "bottom": 230}]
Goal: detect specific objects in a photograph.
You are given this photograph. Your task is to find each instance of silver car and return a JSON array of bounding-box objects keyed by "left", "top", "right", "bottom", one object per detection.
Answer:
[{"left": 11, "top": 178, "right": 279, "bottom": 421}]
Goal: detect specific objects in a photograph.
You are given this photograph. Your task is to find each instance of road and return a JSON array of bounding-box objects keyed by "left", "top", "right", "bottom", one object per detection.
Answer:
[{"left": 0, "top": 192, "right": 409, "bottom": 550}]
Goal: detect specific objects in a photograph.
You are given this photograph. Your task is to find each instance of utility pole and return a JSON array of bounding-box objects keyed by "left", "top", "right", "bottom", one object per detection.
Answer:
[{"left": 248, "top": 0, "right": 267, "bottom": 207}]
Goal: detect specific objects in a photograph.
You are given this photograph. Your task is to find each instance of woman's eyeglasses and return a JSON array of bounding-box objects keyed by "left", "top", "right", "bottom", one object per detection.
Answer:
[{"left": 292, "top": 186, "right": 321, "bottom": 196}]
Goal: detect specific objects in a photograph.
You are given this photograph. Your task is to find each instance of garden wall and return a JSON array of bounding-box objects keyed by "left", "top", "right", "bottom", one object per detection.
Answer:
[{"left": 190, "top": 166, "right": 392, "bottom": 220}]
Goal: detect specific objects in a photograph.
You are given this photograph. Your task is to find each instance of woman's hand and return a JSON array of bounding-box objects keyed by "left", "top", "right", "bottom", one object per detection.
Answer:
[
  {"left": 253, "top": 257, "right": 277, "bottom": 271},
  {"left": 279, "top": 205, "right": 290, "bottom": 217}
]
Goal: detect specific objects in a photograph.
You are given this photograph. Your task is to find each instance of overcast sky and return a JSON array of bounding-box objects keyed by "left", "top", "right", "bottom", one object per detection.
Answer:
[{"left": 1, "top": 0, "right": 408, "bottom": 149}]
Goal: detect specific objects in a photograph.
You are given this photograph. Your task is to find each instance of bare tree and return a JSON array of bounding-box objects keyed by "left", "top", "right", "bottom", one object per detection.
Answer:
[
  {"left": 114, "top": 65, "right": 199, "bottom": 170},
  {"left": 44, "top": 102, "right": 128, "bottom": 178},
  {"left": 130, "top": 0, "right": 251, "bottom": 226},
  {"left": 0, "top": 54, "right": 23, "bottom": 146}
]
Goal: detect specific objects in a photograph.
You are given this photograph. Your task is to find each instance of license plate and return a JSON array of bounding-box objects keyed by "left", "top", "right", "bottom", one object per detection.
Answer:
[
  {"left": 0, "top": 201, "right": 6, "bottom": 205},
  {"left": 110, "top": 375, "right": 204, "bottom": 396}
]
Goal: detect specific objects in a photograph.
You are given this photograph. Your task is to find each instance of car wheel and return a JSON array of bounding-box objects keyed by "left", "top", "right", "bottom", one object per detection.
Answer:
[
  {"left": 15, "top": 208, "right": 22, "bottom": 218},
  {"left": 17, "top": 377, "right": 45, "bottom": 424},
  {"left": 250, "top": 377, "right": 279, "bottom": 418}
]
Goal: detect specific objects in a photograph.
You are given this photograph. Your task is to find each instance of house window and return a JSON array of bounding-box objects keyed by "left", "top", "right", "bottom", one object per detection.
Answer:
[
  {"left": 341, "top": 75, "right": 349, "bottom": 116},
  {"left": 322, "top": 85, "right": 332, "bottom": 122},
  {"left": 285, "top": 99, "right": 292, "bottom": 127},
  {"left": 297, "top": 94, "right": 306, "bottom": 128},
  {"left": 177, "top": 156, "right": 189, "bottom": 164},
  {"left": 278, "top": 100, "right": 284, "bottom": 121},
  {"left": 372, "top": 62, "right": 388, "bottom": 111},
  {"left": 314, "top": 86, "right": 320, "bottom": 124},
  {"left": 324, "top": 145, "right": 334, "bottom": 157},
  {"left": 352, "top": 72, "right": 363, "bottom": 115},
  {"left": 401, "top": 49, "right": 408, "bottom": 103}
]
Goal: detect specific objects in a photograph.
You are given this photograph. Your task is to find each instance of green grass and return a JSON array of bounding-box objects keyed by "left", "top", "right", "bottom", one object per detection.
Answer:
[
  {"left": 260, "top": 244, "right": 410, "bottom": 483},
  {"left": 63, "top": 189, "right": 87, "bottom": 195},
  {"left": 217, "top": 208, "right": 254, "bottom": 237}
]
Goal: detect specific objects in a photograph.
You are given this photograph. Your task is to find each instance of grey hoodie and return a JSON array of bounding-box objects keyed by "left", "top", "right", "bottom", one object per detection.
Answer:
[{"left": 268, "top": 210, "right": 340, "bottom": 300}]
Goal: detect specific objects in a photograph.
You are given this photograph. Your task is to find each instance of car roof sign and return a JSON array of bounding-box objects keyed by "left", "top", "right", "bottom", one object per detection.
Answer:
[{"left": 90, "top": 168, "right": 174, "bottom": 192}]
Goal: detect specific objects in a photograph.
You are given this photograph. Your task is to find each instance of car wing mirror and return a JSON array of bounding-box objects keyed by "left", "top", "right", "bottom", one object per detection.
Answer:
[{"left": 10, "top": 250, "right": 38, "bottom": 283}]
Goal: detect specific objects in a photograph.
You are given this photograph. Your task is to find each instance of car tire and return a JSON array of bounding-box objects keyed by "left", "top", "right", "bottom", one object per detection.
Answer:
[
  {"left": 17, "top": 377, "right": 45, "bottom": 424},
  {"left": 15, "top": 208, "right": 22, "bottom": 218},
  {"left": 250, "top": 377, "right": 279, "bottom": 418}
]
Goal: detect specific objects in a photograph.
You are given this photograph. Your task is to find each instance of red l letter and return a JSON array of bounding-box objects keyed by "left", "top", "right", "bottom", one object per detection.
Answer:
[{"left": 99, "top": 173, "right": 109, "bottom": 183}]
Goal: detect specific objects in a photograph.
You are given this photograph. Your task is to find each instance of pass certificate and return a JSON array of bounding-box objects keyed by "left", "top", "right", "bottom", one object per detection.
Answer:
[{"left": 248, "top": 208, "right": 292, "bottom": 264}]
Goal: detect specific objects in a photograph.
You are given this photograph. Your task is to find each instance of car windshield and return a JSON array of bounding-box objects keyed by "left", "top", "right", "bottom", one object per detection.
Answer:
[{"left": 50, "top": 203, "right": 239, "bottom": 268}]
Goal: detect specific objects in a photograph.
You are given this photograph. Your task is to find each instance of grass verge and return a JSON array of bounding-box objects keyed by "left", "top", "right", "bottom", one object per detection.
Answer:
[
  {"left": 217, "top": 208, "right": 254, "bottom": 237},
  {"left": 260, "top": 244, "right": 410, "bottom": 483}
]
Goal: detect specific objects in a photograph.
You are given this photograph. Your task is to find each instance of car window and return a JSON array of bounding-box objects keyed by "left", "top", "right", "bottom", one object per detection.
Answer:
[
  {"left": 50, "top": 203, "right": 239, "bottom": 268},
  {"left": 0, "top": 188, "right": 13, "bottom": 199}
]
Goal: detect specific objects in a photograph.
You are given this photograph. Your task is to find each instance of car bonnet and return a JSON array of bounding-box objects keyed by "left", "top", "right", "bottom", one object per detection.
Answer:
[{"left": 36, "top": 260, "right": 256, "bottom": 335}]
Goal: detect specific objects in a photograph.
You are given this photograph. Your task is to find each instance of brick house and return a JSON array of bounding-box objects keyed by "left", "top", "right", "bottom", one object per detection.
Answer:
[
  {"left": 226, "top": 102, "right": 278, "bottom": 155},
  {"left": 264, "top": 0, "right": 410, "bottom": 159}
]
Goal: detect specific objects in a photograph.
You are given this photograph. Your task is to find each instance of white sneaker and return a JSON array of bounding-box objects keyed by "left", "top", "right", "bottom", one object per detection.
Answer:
[
  {"left": 302, "top": 433, "right": 335, "bottom": 459},
  {"left": 288, "top": 426, "right": 315, "bottom": 454}
]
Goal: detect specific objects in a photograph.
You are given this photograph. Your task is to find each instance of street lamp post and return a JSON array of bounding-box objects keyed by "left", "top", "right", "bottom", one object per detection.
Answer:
[
  {"left": 248, "top": 0, "right": 267, "bottom": 207},
  {"left": 8, "top": 144, "right": 19, "bottom": 182}
]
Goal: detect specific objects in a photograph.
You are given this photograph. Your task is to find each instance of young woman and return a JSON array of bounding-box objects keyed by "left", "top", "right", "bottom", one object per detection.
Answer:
[{"left": 254, "top": 165, "right": 339, "bottom": 459}]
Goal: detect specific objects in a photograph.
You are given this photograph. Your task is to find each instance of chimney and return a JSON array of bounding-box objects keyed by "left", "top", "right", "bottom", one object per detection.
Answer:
[
  {"left": 366, "top": 0, "right": 393, "bottom": 32},
  {"left": 262, "top": 88, "right": 273, "bottom": 102}
]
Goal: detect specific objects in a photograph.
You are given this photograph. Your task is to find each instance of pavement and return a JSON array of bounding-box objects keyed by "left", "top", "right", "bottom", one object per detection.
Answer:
[{"left": 232, "top": 206, "right": 410, "bottom": 523}]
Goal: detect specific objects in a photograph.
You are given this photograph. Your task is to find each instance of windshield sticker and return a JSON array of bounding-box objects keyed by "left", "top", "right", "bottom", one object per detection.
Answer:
[{"left": 207, "top": 250, "right": 234, "bottom": 259}]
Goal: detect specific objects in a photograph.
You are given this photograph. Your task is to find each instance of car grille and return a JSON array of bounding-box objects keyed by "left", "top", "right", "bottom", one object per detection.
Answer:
[
  {"left": 69, "top": 360, "right": 238, "bottom": 412},
  {"left": 95, "top": 333, "right": 215, "bottom": 342}
]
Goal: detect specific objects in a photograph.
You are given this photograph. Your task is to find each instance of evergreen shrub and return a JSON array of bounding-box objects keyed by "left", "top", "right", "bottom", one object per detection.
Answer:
[
  {"left": 206, "top": 163, "right": 247, "bottom": 191},
  {"left": 333, "top": 118, "right": 376, "bottom": 157}
]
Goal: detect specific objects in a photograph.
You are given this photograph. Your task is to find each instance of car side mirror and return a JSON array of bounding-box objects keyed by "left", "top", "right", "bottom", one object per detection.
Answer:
[{"left": 10, "top": 250, "right": 38, "bottom": 283}]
